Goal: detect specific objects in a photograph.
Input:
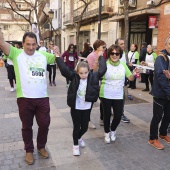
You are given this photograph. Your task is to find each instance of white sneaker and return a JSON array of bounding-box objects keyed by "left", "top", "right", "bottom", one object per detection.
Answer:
[
  {"left": 73, "top": 145, "right": 80, "bottom": 156},
  {"left": 78, "top": 138, "right": 85, "bottom": 148},
  {"left": 110, "top": 131, "right": 116, "bottom": 141},
  {"left": 10, "top": 87, "right": 14, "bottom": 92},
  {"left": 88, "top": 121, "right": 96, "bottom": 129},
  {"left": 104, "top": 133, "right": 111, "bottom": 144}
]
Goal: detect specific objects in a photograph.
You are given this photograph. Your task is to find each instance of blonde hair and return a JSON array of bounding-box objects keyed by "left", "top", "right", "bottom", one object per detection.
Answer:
[{"left": 76, "top": 60, "right": 90, "bottom": 73}]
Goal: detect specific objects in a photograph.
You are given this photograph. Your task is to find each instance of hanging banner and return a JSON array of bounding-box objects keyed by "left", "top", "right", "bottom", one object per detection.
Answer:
[
  {"left": 32, "top": 23, "right": 40, "bottom": 45},
  {"left": 148, "top": 16, "right": 157, "bottom": 29}
]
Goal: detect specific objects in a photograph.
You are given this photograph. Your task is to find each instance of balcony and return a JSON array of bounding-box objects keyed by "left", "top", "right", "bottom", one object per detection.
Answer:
[
  {"left": 63, "top": 13, "right": 74, "bottom": 27},
  {"left": 73, "top": 5, "right": 113, "bottom": 22}
]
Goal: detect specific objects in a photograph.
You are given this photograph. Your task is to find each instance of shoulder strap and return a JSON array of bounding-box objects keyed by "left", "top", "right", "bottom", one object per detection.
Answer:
[
  {"left": 159, "top": 52, "right": 168, "bottom": 61},
  {"left": 130, "top": 52, "right": 135, "bottom": 62}
]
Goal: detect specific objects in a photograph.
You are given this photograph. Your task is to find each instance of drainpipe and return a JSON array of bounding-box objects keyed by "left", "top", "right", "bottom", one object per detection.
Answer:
[{"left": 98, "top": 0, "right": 102, "bottom": 39}]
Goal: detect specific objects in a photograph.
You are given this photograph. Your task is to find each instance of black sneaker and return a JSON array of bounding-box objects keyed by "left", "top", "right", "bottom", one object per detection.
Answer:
[{"left": 121, "top": 115, "right": 130, "bottom": 123}]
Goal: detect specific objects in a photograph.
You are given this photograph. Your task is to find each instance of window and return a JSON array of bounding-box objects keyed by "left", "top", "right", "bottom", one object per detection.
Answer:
[
  {"left": 55, "top": 10, "right": 58, "bottom": 19},
  {"left": 4, "top": 25, "right": 10, "bottom": 30}
]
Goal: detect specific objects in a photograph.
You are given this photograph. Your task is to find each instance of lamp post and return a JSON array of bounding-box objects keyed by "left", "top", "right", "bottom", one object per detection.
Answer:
[
  {"left": 48, "top": 9, "right": 54, "bottom": 41},
  {"left": 98, "top": 0, "right": 102, "bottom": 40}
]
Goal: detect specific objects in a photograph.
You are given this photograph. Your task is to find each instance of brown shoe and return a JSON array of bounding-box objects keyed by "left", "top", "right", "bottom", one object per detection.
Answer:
[
  {"left": 159, "top": 135, "right": 170, "bottom": 143},
  {"left": 38, "top": 148, "right": 49, "bottom": 159},
  {"left": 148, "top": 139, "right": 164, "bottom": 150},
  {"left": 25, "top": 152, "right": 34, "bottom": 165}
]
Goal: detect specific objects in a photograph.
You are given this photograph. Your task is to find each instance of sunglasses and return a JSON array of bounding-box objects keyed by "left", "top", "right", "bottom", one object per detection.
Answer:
[
  {"left": 110, "top": 52, "right": 120, "bottom": 56},
  {"left": 103, "top": 46, "right": 106, "bottom": 49},
  {"left": 50, "top": 44, "right": 54, "bottom": 45}
]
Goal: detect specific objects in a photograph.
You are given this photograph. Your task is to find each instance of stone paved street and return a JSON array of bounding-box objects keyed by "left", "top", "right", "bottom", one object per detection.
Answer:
[{"left": 0, "top": 66, "right": 170, "bottom": 170}]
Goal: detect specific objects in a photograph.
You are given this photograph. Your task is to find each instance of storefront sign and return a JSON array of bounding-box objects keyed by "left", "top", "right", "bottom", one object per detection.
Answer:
[
  {"left": 164, "top": 4, "right": 170, "bottom": 15},
  {"left": 148, "top": 16, "right": 157, "bottom": 29}
]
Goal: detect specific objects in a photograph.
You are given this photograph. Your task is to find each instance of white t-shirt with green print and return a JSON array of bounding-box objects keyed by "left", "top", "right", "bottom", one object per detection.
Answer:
[
  {"left": 76, "top": 78, "right": 92, "bottom": 110},
  {"left": 99, "top": 60, "right": 132, "bottom": 99},
  {"left": 7, "top": 46, "right": 55, "bottom": 98}
]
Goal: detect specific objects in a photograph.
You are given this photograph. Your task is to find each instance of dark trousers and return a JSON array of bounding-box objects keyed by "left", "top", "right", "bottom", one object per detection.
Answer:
[
  {"left": 150, "top": 97, "right": 170, "bottom": 140},
  {"left": 144, "top": 72, "right": 153, "bottom": 89},
  {"left": 71, "top": 108, "right": 90, "bottom": 145},
  {"left": 17, "top": 97, "right": 50, "bottom": 153},
  {"left": 100, "top": 101, "right": 103, "bottom": 120},
  {"left": 101, "top": 98, "right": 124, "bottom": 133},
  {"left": 48, "top": 64, "right": 56, "bottom": 83},
  {"left": 129, "top": 78, "right": 136, "bottom": 88},
  {"left": 66, "top": 67, "right": 74, "bottom": 84}
]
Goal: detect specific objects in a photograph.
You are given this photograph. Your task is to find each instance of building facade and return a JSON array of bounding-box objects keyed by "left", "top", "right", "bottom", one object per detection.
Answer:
[{"left": 0, "top": 0, "right": 31, "bottom": 44}]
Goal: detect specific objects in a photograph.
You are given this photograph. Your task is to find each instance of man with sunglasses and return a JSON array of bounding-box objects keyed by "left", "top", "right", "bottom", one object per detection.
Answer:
[
  {"left": 37, "top": 40, "right": 47, "bottom": 52},
  {"left": 115, "top": 38, "right": 130, "bottom": 123}
]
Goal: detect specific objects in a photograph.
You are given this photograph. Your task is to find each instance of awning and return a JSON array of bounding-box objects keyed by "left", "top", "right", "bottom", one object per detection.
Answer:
[
  {"left": 80, "top": 25, "right": 90, "bottom": 31},
  {"left": 109, "top": 9, "right": 160, "bottom": 22}
]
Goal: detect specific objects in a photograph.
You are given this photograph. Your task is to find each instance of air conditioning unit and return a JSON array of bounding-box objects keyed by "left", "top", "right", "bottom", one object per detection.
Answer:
[
  {"left": 129, "top": 0, "right": 137, "bottom": 8},
  {"left": 118, "top": 0, "right": 124, "bottom": 8},
  {"left": 147, "top": 0, "right": 155, "bottom": 6}
]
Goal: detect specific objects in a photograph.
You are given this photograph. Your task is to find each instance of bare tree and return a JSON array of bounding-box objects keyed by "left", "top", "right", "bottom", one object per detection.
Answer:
[
  {"left": 123, "top": 0, "right": 129, "bottom": 63},
  {"left": 75, "top": 0, "right": 92, "bottom": 54},
  {"left": 3, "top": 0, "right": 48, "bottom": 39}
]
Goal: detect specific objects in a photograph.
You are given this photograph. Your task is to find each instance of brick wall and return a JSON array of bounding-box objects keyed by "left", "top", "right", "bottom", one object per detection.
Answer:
[{"left": 157, "top": 2, "right": 170, "bottom": 53}]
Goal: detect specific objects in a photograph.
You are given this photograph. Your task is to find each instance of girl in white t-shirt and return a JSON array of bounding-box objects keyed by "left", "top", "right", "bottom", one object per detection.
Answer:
[
  {"left": 99, "top": 44, "right": 138, "bottom": 144},
  {"left": 55, "top": 52, "right": 106, "bottom": 156}
]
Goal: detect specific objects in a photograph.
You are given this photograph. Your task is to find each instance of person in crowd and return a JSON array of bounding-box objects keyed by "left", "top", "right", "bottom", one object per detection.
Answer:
[
  {"left": 55, "top": 48, "right": 106, "bottom": 156},
  {"left": 140, "top": 45, "right": 157, "bottom": 92},
  {"left": 128, "top": 44, "right": 139, "bottom": 89},
  {"left": 0, "top": 31, "right": 56, "bottom": 165},
  {"left": 3, "top": 55, "right": 16, "bottom": 92},
  {"left": 87, "top": 42, "right": 93, "bottom": 52},
  {"left": 148, "top": 37, "right": 170, "bottom": 150},
  {"left": 47, "top": 41, "right": 57, "bottom": 86},
  {"left": 37, "top": 40, "right": 47, "bottom": 52},
  {"left": 86, "top": 39, "right": 106, "bottom": 128},
  {"left": 115, "top": 38, "right": 130, "bottom": 123},
  {"left": 139, "top": 42, "right": 147, "bottom": 83},
  {"left": 99, "top": 44, "right": 138, "bottom": 143},
  {"left": 61, "top": 44, "right": 78, "bottom": 87},
  {"left": 80, "top": 42, "right": 93, "bottom": 58}
]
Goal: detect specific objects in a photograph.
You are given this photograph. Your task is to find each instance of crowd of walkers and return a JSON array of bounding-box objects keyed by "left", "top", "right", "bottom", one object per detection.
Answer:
[{"left": 0, "top": 29, "right": 170, "bottom": 165}]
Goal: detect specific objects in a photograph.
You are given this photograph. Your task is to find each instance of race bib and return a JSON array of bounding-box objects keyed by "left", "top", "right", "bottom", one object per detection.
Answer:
[
  {"left": 30, "top": 67, "right": 45, "bottom": 79},
  {"left": 69, "top": 56, "right": 74, "bottom": 61}
]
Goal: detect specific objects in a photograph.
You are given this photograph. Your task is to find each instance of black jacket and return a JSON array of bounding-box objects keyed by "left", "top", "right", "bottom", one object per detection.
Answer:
[
  {"left": 151, "top": 49, "right": 170, "bottom": 99},
  {"left": 56, "top": 56, "right": 107, "bottom": 108},
  {"left": 139, "top": 47, "right": 147, "bottom": 62}
]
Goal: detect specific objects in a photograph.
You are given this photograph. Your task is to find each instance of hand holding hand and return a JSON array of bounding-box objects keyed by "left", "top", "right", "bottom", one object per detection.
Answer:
[
  {"left": 133, "top": 68, "right": 140, "bottom": 78},
  {"left": 53, "top": 46, "right": 60, "bottom": 56},
  {"left": 163, "top": 70, "right": 170, "bottom": 79}
]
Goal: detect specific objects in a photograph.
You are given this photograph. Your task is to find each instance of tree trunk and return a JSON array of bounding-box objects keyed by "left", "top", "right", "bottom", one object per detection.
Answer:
[{"left": 124, "top": 0, "right": 129, "bottom": 63}]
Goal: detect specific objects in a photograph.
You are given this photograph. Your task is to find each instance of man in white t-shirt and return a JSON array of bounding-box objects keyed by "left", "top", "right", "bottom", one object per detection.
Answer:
[
  {"left": 0, "top": 30, "right": 57, "bottom": 165},
  {"left": 38, "top": 40, "right": 47, "bottom": 52},
  {"left": 115, "top": 38, "right": 130, "bottom": 123}
]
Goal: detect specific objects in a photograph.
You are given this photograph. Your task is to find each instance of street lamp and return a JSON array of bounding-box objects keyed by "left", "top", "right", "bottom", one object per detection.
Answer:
[{"left": 48, "top": 9, "right": 54, "bottom": 41}]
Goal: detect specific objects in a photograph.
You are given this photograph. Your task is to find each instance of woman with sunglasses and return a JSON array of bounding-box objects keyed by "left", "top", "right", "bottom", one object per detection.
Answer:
[
  {"left": 61, "top": 44, "right": 78, "bottom": 87},
  {"left": 99, "top": 44, "right": 138, "bottom": 144}
]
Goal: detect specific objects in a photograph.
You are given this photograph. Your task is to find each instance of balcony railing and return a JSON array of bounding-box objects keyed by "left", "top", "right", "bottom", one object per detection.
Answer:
[
  {"left": 63, "top": 13, "right": 74, "bottom": 26},
  {"left": 73, "top": 5, "right": 113, "bottom": 22}
]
